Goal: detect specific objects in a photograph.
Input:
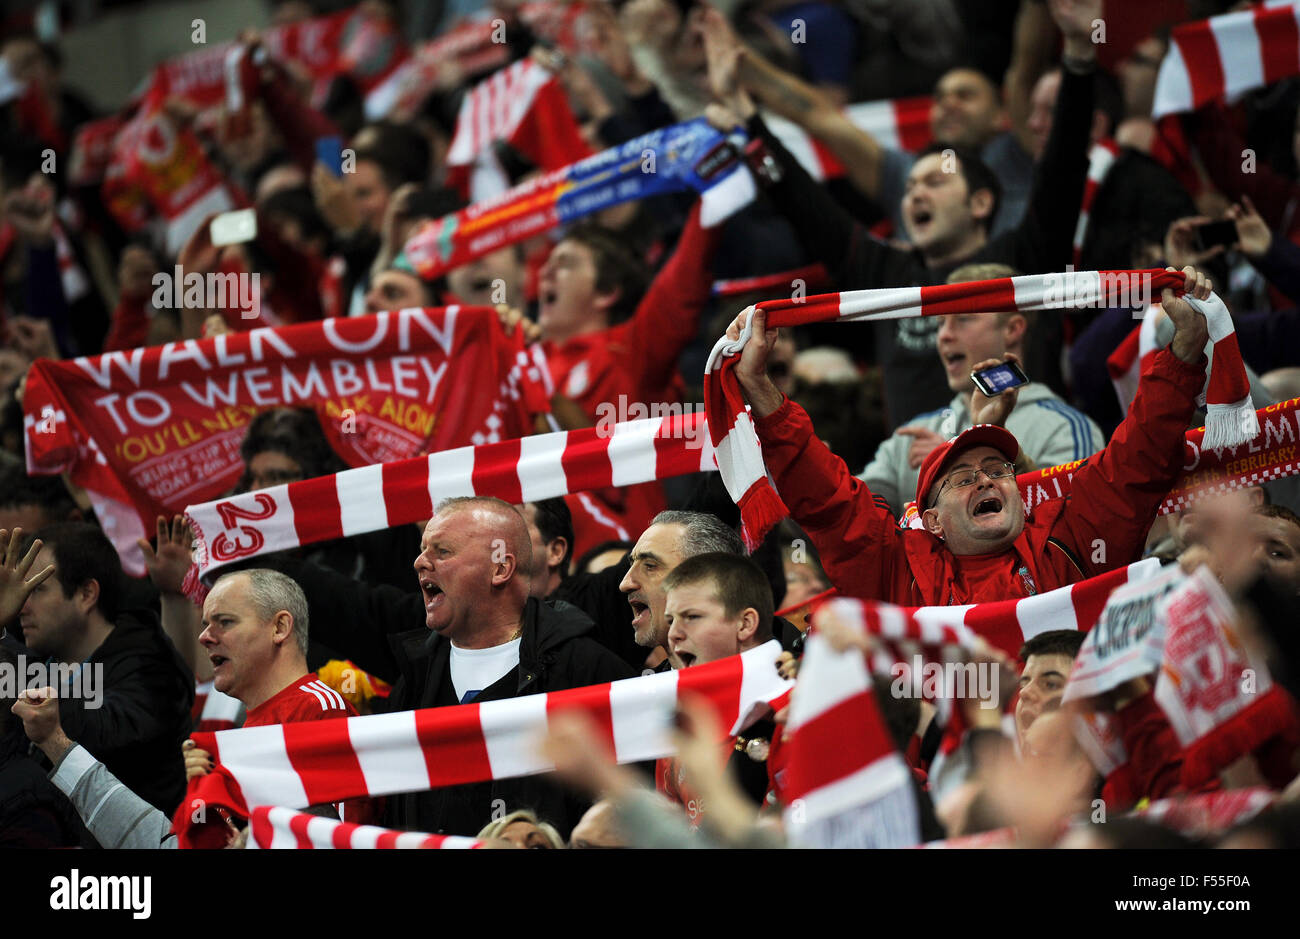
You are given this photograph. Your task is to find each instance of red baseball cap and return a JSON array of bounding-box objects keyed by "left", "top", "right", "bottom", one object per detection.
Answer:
[{"left": 915, "top": 424, "right": 1021, "bottom": 509}]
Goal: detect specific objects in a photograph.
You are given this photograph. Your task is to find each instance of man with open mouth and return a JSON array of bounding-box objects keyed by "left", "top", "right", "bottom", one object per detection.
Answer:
[
  {"left": 727, "top": 265, "right": 1218, "bottom": 607},
  {"left": 859, "top": 261, "right": 1104, "bottom": 517}
]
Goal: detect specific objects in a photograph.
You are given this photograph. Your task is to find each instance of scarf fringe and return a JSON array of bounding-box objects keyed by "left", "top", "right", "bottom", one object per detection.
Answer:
[
  {"left": 1202, "top": 398, "right": 1259, "bottom": 451},
  {"left": 737, "top": 477, "right": 788, "bottom": 551}
]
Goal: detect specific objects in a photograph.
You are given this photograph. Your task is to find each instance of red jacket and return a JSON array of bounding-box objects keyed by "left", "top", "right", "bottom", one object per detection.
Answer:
[
  {"left": 542, "top": 204, "right": 719, "bottom": 416},
  {"left": 753, "top": 347, "right": 1206, "bottom": 605}
]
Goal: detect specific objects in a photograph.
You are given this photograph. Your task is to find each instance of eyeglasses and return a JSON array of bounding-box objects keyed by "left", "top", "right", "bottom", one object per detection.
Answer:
[{"left": 933, "top": 458, "right": 1016, "bottom": 504}]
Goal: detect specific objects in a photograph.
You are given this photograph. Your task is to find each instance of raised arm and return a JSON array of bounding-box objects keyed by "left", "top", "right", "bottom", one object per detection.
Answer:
[
  {"left": 1003, "top": 8, "right": 1096, "bottom": 274},
  {"left": 1056, "top": 268, "right": 1213, "bottom": 573},
  {"left": 728, "top": 23, "right": 888, "bottom": 199},
  {"left": 14, "top": 690, "right": 180, "bottom": 849},
  {"left": 623, "top": 202, "right": 720, "bottom": 399},
  {"left": 1004, "top": 0, "right": 1056, "bottom": 156},
  {"left": 139, "top": 515, "right": 208, "bottom": 680},
  {"left": 698, "top": 8, "right": 880, "bottom": 286},
  {"left": 727, "top": 308, "right": 904, "bottom": 598}
]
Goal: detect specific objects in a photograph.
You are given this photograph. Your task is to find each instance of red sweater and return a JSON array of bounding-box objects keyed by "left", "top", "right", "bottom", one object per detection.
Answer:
[{"left": 753, "top": 347, "right": 1206, "bottom": 606}]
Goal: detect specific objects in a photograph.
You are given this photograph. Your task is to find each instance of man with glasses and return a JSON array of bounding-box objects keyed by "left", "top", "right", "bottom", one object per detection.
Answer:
[{"left": 727, "top": 266, "right": 1215, "bottom": 605}]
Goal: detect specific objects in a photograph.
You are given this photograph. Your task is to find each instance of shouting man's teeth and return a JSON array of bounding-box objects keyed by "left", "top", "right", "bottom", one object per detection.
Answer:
[{"left": 973, "top": 498, "right": 1002, "bottom": 517}]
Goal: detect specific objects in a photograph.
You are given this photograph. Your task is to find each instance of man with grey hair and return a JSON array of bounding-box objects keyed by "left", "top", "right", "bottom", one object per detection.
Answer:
[
  {"left": 196, "top": 569, "right": 349, "bottom": 722},
  {"left": 619, "top": 510, "right": 746, "bottom": 670}
]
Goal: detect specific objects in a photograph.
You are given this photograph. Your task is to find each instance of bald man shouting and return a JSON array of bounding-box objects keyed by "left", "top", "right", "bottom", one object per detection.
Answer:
[{"left": 395, "top": 497, "right": 634, "bottom": 836}]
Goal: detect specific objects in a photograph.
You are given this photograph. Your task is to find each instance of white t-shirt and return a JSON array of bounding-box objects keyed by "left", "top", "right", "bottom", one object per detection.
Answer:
[{"left": 450, "top": 638, "right": 522, "bottom": 704}]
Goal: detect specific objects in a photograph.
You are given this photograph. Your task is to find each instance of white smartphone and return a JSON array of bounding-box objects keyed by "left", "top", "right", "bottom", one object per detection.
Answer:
[{"left": 210, "top": 209, "right": 257, "bottom": 247}]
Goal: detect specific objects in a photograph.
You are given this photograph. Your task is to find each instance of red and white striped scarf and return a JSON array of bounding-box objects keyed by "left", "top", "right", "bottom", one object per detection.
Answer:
[
  {"left": 763, "top": 96, "right": 933, "bottom": 181},
  {"left": 247, "top": 806, "right": 481, "bottom": 849},
  {"left": 444, "top": 58, "right": 591, "bottom": 202},
  {"left": 813, "top": 558, "right": 1160, "bottom": 664},
  {"left": 1105, "top": 301, "right": 1163, "bottom": 411},
  {"left": 705, "top": 270, "right": 1255, "bottom": 547},
  {"left": 1153, "top": 1, "right": 1300, "bottom": 120},
  {"left": 712, "top": 263, "right": 828, "bottom": 299},
  {"left": 193, "top": 679, "right": 245, "bottom": 733},
  {"left": 781, "top": 628, "right": 920, "bottom": 848},
  {"left": 187, "top": 410, "right": 716, "bottom": 581},
  {"left": 175, "top": 641, "right": 790, "bottom": 846},
  {"left": 1073, "top": 139, "right": 1121, "bottom": 267}
]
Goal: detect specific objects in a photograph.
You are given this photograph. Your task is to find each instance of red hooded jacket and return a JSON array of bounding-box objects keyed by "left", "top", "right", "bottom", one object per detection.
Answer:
[{"left": 753, "top": 347, "right": 1206, "bottom": 605}]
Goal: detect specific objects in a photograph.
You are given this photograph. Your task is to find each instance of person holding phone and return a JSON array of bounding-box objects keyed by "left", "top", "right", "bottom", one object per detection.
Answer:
[{"left": 858, "top": 263, "right": 1104, "bottom": 516}]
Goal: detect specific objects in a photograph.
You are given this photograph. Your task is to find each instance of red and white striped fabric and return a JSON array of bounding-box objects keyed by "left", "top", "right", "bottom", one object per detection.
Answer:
[
  {"left": 1153, "top": 566, "right": 1295, "bottom": 788},
  {"left": 1106, "top": 301, "right": 1163, "bottom": 411},
  {"left": 1135, "top": 787, "right": 1276, "bottom": 837},
  {"left": 187, "top": 411, "right": 717, "bottom": 581},
  {"left": 712, "top": 263, "right": 829, "bottom": 299},
  {"left": 194, "top": 679, "right": 245, "bottom": 732},
  {"left": 815, "top": 557, "right": 1160, "bottom": 663},
  {"left": 781, "top": 628, "right": 919, "bottom": 848},
  {"left": 1072, "top": 139, "right": 1121, "bottom": 267},
  {"left": 816, "top": 596, "right": 980, "bottom": 677},
  {"left": 247, "top": 806, "right": 481, "bottom": 849},
  {"left": 763, "top": 96, "right": 933, "bottom": 181},
  {"left": 705, "top": 269, "right": 1255, "bottom": 547},
  {"left": 444, "top": 58, "right": 590, "bottom": 201},
  {"left": 179, "top": 641, "right": 790, "bottom": 835},
  {"left": 1152, "top": 1, "right": 1300, "bottom": 120}
]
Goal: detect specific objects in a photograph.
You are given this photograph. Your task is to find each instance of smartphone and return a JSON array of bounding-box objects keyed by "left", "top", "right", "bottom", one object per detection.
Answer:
[
  {"left": 315, "top": 135, "right": 344, "bottom": 177},
  {"left": 971, "top": 360, "right": 1030, "bottom": 397},
  {"left": 209, "top": 209, "right": 258, "bottom": 247},
  {"left": 1194, "top": 219, "right": 1238, "bottom": 253}
]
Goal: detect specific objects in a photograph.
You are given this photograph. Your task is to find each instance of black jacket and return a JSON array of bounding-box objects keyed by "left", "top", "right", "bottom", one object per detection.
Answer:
[
  {"left": 50, "top": 609, "right": 193, "bottom": 815},
  {"left": 750, "top": 66, "right": 1094, "bottom": 427},
  {"left": 383, "top": 597, "right": 636, "bottom": 836},
  {"left": 224, "top": 557, "right": 636, "bottom": 835},
  {"left": 0, "top": 723, "right": 88, "bottom": 848}
]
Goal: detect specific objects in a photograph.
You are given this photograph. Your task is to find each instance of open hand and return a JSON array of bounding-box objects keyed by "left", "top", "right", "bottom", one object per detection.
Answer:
[
  {"left": 0, "top": 528, "right": 54, "bottom": 628},
  {"left": 138, "top": 515, "right": 196, "bottom": 596}
]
